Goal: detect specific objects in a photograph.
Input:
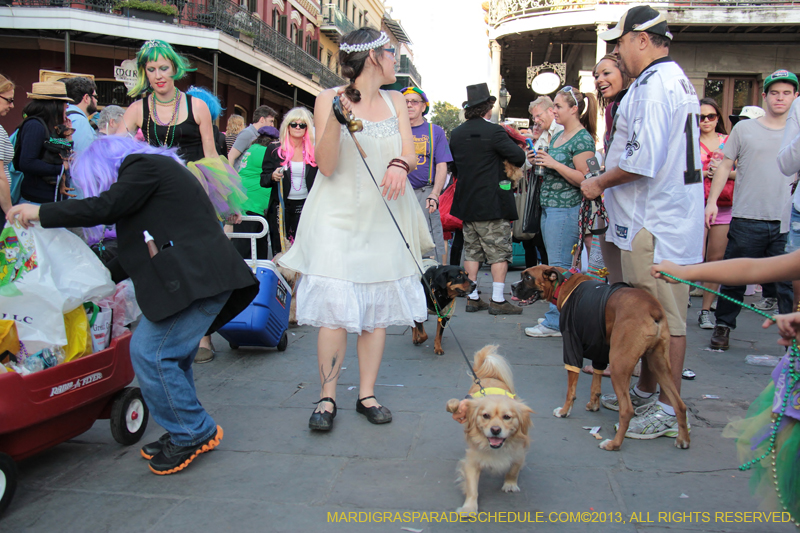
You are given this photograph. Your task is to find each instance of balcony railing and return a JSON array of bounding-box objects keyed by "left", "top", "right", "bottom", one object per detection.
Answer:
[
  {"left": 4, "top": 0, "right": 345, "bottom": 89},
  {"left": 321, "top": 4, "right": 355, "bottom": 41},
  {"left": 397, "top": 56, "right": 421, "bottom": 86},
  {"left": 489, "top": 0, "right": 800, "bottom": 25}
]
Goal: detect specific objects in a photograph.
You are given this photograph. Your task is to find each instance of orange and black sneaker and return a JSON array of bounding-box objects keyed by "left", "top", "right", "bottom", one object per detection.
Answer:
[
  {"left": 140, "top": 432, "right": 170, "bottom": 460},
  {"left": 148, "top": 425, "right": 223, "bottom": 475}
]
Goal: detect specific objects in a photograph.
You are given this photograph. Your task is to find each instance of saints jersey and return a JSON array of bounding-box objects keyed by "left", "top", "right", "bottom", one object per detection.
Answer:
[{"left": 604, "top": 57, "right": 704, "bottom": 265}]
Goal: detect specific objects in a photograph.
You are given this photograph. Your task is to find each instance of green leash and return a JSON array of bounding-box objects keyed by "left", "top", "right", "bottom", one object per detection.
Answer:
[{"left": 658, "top": 271, "right": 799, "bottom": 520}]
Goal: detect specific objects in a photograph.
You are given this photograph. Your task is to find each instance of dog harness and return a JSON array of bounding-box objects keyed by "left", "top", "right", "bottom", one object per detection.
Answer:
[
  {"left": 467, "top": 387, "right": 517, "bottom": 400},
  {"left": 559, "top": 281, "right": 629, "bottom": 374}
]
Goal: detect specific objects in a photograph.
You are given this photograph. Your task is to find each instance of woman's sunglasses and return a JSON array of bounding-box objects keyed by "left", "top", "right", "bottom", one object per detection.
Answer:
[
  {"left": 289, "top": 122, "right": 308, "bottom": 129},
  {"left": 0, "top": 95, "right": 13, "bottom": 105},
  {"left": 700, "top": 113, "right": 718, "bottom": 122}
]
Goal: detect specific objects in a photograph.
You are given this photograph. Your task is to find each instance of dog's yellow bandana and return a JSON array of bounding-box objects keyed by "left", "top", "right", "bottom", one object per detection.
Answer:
[{"left": 469, "top": 387, "right": 517, "bottom": 399}]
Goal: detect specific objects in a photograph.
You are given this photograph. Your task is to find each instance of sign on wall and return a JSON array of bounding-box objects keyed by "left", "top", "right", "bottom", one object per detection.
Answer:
[{"left": 114, "top": 59, "right": 138, "bottom": 90}]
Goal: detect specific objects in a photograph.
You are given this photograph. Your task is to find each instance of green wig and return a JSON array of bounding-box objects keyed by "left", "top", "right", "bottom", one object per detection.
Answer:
[{"left": 128, "top": 40, "right": 196, "bottom": 97}]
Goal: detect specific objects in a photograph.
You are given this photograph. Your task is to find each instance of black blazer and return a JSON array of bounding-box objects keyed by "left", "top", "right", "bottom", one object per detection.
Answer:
[
  {"left": 40, "top": 154, "right": 258, "bottom": 330},
  {"left": 260, "top": 142, "right": 318, "bottom": 207},
  {"left": 449, "top": 118, "right": 526, "bottom": 222}
]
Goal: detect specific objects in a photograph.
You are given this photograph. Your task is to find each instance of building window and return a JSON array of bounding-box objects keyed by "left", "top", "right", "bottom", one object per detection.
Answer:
[
  {"left": 272, "top": 8, "right": 279, "bottom": 28},
  {"left": 279, "top": 14, "right": 287, "bottom": 36},
  {"left": 358, "top": 11, "right": 362, "bottom": 26},
  {"left": 343, "top": 0, "right": 348, "bottom": 18},
  {"left": 704, "top": 75, "right": 759, "bottom": 133},
  {"left": 326, "top": 51, "right": 332, "bottom": 68}
]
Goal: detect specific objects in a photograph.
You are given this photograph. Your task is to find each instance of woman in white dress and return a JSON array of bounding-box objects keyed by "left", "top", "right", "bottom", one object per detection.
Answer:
[{"left": 278, "top": 28, "right": 433, "bottom": 431}]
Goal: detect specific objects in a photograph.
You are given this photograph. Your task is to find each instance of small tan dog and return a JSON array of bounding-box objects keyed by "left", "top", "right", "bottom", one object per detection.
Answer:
[{"left": 446, "top": 346, "right": 533, "bottom": 515}]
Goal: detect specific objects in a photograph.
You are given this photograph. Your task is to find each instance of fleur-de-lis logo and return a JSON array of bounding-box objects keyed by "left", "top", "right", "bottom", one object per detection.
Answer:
[{"left": 625, "top": 131, "right": 640, "bottom": 158}]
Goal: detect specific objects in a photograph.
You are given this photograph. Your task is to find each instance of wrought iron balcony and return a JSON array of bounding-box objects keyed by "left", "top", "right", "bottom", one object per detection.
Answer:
[
  {"left": 321, "top": 3, "right": 355, "bottom": 43},
  {"left": 397, "top": 56, "right": 422, "bottom": 87},
  {"left": 488, "top": 0, "right": 800, "bottom": 26},
  {"left": 3, "top": 0, "right": 345, "bottom": 89}
]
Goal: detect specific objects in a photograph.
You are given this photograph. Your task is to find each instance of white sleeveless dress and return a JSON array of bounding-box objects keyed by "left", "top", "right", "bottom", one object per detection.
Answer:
[{"left": 278, "top": 90, "right": 434, "bottom": 333}]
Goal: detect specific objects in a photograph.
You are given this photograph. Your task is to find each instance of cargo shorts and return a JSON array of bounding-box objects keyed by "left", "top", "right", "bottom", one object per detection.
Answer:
[{"left": 463, "top": 219, "right": 513, "bottom": 264}]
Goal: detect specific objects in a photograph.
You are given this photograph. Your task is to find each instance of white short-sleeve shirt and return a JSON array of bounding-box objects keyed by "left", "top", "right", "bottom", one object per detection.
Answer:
[{"left": 604, "top": 57, "right": 704, "bottom": 265}]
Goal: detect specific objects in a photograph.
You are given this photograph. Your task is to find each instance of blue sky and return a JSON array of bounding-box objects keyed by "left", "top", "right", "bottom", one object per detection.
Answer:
[{"left": 389, "top": 0, "right": 490, "bottom": 109}]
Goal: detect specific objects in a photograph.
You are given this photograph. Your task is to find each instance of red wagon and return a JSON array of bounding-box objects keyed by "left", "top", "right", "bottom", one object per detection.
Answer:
[{"left": 0, "top": 332, "right": 149, "bottom": 515}]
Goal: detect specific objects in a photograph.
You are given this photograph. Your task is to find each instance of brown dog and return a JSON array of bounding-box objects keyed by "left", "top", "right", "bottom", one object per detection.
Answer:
[
  {"left": 510, "top": 265, "right": 689, "bottom": 451},
  {"left": 446, "top": 345, "right": 533, "bottom": 514},
  {"left": 412, "top": 265, "right": 475, "bottom": 355}
]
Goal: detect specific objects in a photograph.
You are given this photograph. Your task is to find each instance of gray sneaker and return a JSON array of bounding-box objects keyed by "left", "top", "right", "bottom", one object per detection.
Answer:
[
  {"left": 615, "top": 403, "right": 690, "bottom": 439},
  {"left": 697, "top": 310, "right": 714, "bottom": 330},
  {"left": 600, "top": 385, "right": 658, "bottom": 412},
  {"left": 754, "top": 297, "right": 777, "bottom": 311}
]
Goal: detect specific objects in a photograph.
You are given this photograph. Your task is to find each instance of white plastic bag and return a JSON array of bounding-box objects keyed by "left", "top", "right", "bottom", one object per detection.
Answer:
[
  {"left": 98, "top": 279, "right": 142, "bottom": 339},
  {"left": 0, "top": 222, "right": 115, "bottom": 349}
]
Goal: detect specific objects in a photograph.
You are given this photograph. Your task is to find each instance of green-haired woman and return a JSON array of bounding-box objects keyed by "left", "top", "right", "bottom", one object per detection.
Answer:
[
  {"left": 117, "top": 40, "right": 218, "bottom": 163},
  {"left": 117, "top": 40, "right": 246, "bottom": 364}
]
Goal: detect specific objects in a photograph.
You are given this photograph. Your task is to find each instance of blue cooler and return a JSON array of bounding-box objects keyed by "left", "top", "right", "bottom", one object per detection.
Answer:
[{"left": 218, "top": 217, "right": 291, "bottom": 351}]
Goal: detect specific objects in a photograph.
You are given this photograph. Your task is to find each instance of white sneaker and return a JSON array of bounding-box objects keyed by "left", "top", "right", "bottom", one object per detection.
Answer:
[
  {"left": 754, "top": 297, "right": 777, "bottom": 311},
  {"left": 600, "top": 386, "right": 658, "bottom": 412},
  {"left": 537, "top": 318, "right": 545, "bottom": 325},
  {"left": 697, "top": 310, "right": 714, "bottom": 330},
  {"left": 525, "top": 324, "right": 561, "bottom": 337},
  {"left": 615, "top": 403, "right": 691, "bottom": 439}
]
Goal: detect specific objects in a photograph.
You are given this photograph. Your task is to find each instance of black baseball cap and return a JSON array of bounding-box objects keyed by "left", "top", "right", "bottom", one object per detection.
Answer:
[{"left": 600, "top": 6, "right": 674, "bottom": 44}]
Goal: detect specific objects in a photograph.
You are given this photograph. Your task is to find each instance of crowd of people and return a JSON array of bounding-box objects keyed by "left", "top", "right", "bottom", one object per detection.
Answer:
[{"left": 1, "top": 9, "right": 800, "bottom": 517}]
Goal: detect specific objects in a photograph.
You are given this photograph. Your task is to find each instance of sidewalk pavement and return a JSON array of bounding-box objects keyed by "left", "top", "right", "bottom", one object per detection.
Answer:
[{"left": 3, "top": 271, "right": 796, "bottom": 532}]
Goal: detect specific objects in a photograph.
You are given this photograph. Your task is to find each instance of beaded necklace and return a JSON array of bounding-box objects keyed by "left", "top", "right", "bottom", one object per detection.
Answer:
[
  {"left": 146, "top": 90, "right": 181, "bottom": 148},
  {"left": 153, "top": 89, "right": 178, "bottom": 106}
]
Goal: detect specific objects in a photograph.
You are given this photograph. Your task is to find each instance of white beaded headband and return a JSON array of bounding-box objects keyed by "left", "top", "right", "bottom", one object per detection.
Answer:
[{"left": 339, "top": 32, "right": 390, "bottom": 54}]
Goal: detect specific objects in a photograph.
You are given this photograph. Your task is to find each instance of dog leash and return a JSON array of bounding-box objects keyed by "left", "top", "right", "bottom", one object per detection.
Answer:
[
  {"left": 339, "top": 118, "right": 486, "bottom": 393},
  {"left": 657, "top": 270, "right": 799, "bottom": 519}
]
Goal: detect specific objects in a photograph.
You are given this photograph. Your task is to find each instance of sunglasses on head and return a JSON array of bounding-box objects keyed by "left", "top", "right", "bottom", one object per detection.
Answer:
[
  {"left": 700, "top": 113, "right": 718, "bottom": 122},
  {"left": 289, "top": 122, "right": 307, "bottom": 129},
  {"left": 560, "top": 85, "right": 579, "bottom": 104}
]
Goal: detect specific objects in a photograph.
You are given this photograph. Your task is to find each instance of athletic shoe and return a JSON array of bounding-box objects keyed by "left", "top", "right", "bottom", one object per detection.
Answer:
[
  {"left": 697, "top": 310, "right": 714, "bottom": 330},
  {"left": 537, "top": 318, "right": 545, "bottom": 325},
  {"left": 753, "top": 297, "right": 777, "bottom": 311},
  {"left": 616, "top": 403, "right": 690, "bottom": 439},
  {"left": 600, "top": 385, "right": 657, "bottom": 412},
  {"left": 524, "top": 324, "right": 561, "bottom": 337},
  {"left": 141, "top": 432, "right": 170, "bottom": 460},
  {"left": 689, "top": 288, "right": 704, "bottom": 297},
  {"left": 149, "top": 425, "right": 223, "bottom": 475}
]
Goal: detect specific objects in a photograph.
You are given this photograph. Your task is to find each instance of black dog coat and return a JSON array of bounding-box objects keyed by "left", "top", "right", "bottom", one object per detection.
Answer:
[{"left": 558, "top": 281, "right": 629, "bottom": 372}]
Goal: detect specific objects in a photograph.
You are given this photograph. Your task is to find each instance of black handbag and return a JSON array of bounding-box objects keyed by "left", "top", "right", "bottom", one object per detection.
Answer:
[{"left": 522, "top": 173, "right": 543, "bottom": 235}]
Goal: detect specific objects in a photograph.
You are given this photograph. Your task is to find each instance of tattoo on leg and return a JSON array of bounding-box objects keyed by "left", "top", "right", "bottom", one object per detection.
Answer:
[{"left": 321, "top": 353, "right": 341, "bottom": 385}]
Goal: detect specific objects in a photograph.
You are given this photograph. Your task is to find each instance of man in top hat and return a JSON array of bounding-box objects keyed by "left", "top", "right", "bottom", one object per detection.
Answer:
[
  {"left": 402, "top": 86, "right": 453, "bottom": 263},
  {"left": 449, "top": 83, "right": 526, "bottom": 315},
  {"left": 581, "top": 5, "right": 703, "bottom": 440}
]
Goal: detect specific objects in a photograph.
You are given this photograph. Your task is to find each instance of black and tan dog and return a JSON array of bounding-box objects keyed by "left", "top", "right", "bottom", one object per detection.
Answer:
[
  {"left": 412, "top": 265, "right": 476, "bottom": 355},
  {"left": 510, "top": 265, "right": 690, "bottom": 451}
]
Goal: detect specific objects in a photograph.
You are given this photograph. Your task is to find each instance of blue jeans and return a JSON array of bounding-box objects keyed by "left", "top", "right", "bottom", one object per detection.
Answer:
[
  {"left": 130, "top": 290, "right": 231, "bottom": 446},
  {"left": 715, "top": 218, "right": 792, "bottom": 329},
  {"left": 540, "top": 204, "right": 580, "bottom": 331},
  {"left": 786, "top": 205, "right": 800, "bottom": 253}
]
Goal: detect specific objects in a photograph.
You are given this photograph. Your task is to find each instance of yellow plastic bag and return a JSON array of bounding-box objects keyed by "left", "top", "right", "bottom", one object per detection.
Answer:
[
  {"left": 0, "top": 320, "right": 20, "bottom": 356},
  {"left": 63, "top": 307, "right": 93, "bottom": 363}
]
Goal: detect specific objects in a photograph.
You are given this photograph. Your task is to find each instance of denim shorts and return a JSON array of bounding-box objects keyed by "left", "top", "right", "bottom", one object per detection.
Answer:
[{"left": 786, "top": 206, "right": 800, "bottom": 254}]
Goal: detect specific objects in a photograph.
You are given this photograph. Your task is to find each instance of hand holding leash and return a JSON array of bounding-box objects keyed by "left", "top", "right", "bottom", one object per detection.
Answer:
[
  {"left": 581, "top": 176, "right": 603, "bottom": 200},
  {"left": 332, "top": 93, "right": 367, "bottom": 159}
]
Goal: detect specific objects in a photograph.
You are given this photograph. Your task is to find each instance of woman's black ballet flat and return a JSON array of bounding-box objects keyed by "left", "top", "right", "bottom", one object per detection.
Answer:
[
  {"left": 356, "top": 395, "right": 392, "bottom": 424},
  {"left": 309, "top": 397, "right": 337, "bottom": 431}
]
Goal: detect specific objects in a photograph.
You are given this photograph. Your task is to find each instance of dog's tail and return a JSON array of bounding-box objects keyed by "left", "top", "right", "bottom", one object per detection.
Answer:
[{"left": 473, "top": 345, "right": 515, "bottom": 394}]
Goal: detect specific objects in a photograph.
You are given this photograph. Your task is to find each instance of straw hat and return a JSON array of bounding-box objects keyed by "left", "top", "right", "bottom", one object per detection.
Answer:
[{"left": 26, "top": 81, "right": 74, "bottom": 102}]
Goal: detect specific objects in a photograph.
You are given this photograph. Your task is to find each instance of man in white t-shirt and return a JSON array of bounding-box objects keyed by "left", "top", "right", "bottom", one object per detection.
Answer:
[
  {"left": 582, "top": 5, "right": 703, "bottom": 441},
  {"left": 706, "top": 70, "right": 799, "bottom": 349}
]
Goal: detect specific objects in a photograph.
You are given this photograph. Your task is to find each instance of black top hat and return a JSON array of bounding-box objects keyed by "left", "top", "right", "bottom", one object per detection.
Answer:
[{"left": 462, "top": 83, "right": 497, "bottom": 109}]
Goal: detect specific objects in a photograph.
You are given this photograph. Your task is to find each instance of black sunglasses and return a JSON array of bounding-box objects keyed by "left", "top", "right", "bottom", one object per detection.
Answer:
[
  {"left": 289, "top": 122, "right": 307, "bottom": 129},
  {"left": 0, "top": 95, "right": 13, "bottom": 105},
  {"left": 699, "top": 113, "right": 718, "bottom": 122}
]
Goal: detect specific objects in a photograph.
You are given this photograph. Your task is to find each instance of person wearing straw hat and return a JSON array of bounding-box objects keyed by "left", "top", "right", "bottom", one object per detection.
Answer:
[{"left": 14, "top": 81, "right": 73, "bottom": 205}]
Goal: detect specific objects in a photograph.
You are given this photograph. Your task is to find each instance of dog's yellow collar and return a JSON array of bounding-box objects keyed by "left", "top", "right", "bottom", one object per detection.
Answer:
[{"left": 469, "top": 387, "right": 516, "bottom": 399}]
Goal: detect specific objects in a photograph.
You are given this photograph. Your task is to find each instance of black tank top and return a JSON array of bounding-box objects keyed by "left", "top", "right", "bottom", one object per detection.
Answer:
[{"left": 143, "top": 93, "right": 205, "bottom": 163}]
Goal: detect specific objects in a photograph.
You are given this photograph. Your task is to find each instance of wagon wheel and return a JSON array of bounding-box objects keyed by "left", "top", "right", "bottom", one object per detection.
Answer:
[
  {"left": 277, "top": 331, "right": 288, "bottom": 352},
  {"left": 0, "top": 452, "right": 17, "bottom": 516},
  {"left": 110, "top": 387, "right": 149, "bottom": 445}
]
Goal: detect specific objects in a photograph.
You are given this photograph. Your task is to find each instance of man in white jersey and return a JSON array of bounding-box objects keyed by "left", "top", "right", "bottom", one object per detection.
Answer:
[{"left": 581, "top": 5, "right": 704, "bottom": 440}]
